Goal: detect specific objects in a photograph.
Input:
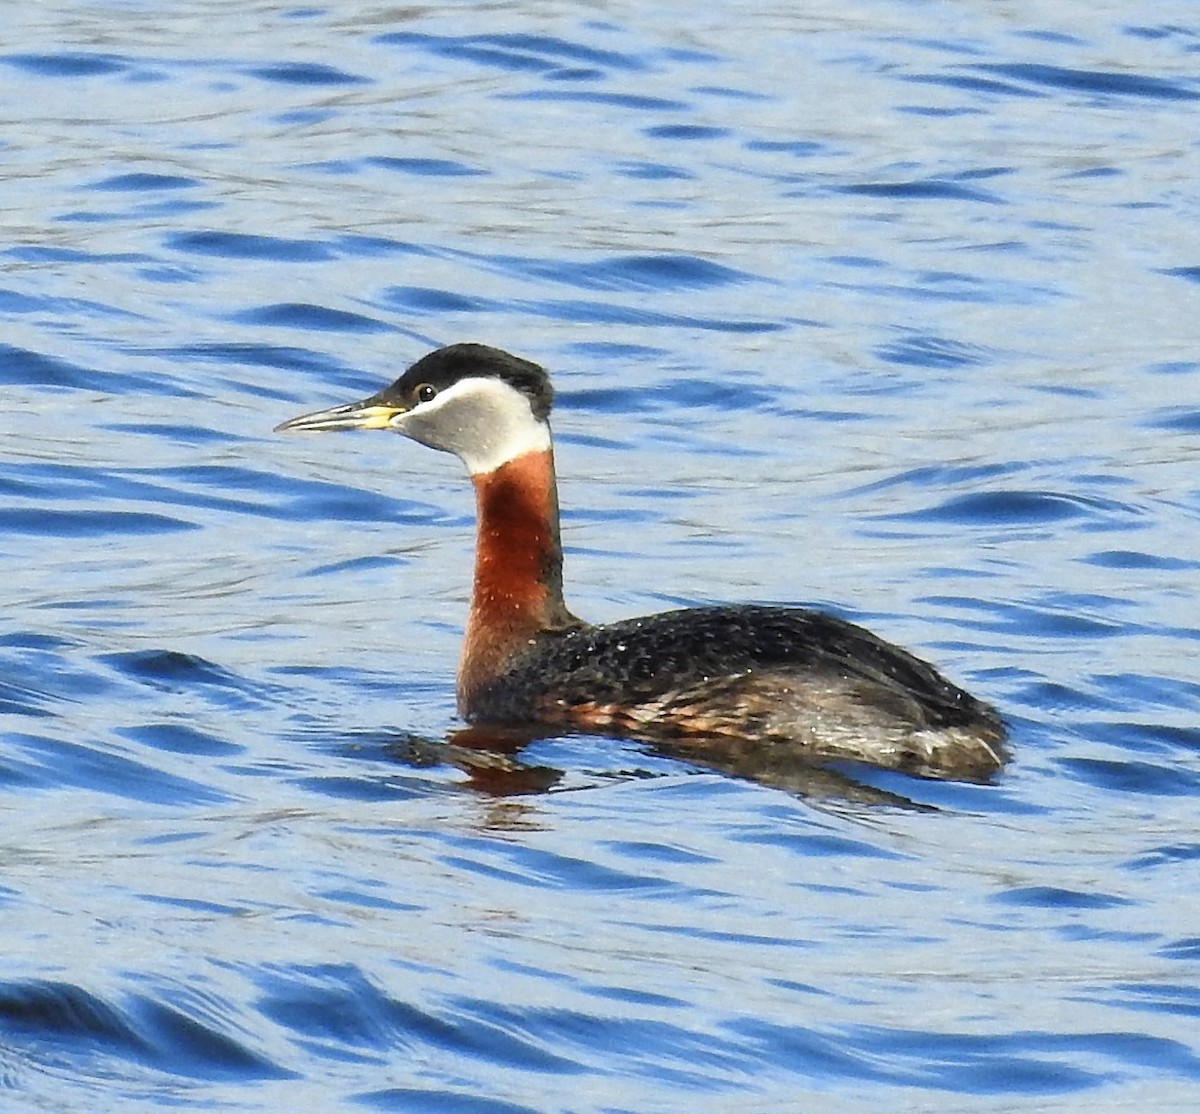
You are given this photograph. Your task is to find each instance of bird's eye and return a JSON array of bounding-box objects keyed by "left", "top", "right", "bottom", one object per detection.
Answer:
[{"left": 415, "top": 383, "right": 438, "bottom": 404}]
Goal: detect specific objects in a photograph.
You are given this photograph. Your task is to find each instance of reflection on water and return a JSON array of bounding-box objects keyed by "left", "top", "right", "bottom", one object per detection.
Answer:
[{"left": 387, "top": 724, "right": 938, "bottom": 809}]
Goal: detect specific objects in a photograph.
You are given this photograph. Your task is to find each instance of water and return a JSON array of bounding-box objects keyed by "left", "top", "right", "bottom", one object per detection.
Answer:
[{"left": 3, "top": 2, "right": 1199, "bottom": 1110}]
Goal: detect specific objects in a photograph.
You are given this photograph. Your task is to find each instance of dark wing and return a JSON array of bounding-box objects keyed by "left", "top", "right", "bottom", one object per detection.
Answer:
[{"left": 494, "top": 604, "right": 1000, "bottom": 732}]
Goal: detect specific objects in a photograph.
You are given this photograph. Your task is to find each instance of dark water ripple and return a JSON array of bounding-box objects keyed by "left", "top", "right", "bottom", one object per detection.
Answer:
[
  {"left": 375, "top": 31, "right": 652, "bottom": 75},
  {"left": 972, "top": 61, "right": 1200, "bottom": 101},
  {"left": 248, "top": 62, "right": 370, "bottom": 86},
  {"left": 3, "top": 1, "right": 1200, "bottom": 1110},
  {"left": 1, "top": 338, "right": 209, "bottom": 397},
  {"left": 841, "top": 178, "right": 1006, "bottom": 204},
  {"left": 91, "top": 173, "right": 199, "bottom": 193},
  {"left": 235, "top": 302, "right": 396, "bottom": 333},
  {"left": 367, "top": 156, "right": 488, "bottom": 178},
  {"left": 4, "top": 52, "right": 130, "bottom": 77},
  {"left": 0, "top": 980, "right": 293, "bottom": 1081},
  {"left": 167, "top": 231, "right": 336, "bottom": 262},
  {"left": 462, "top": 252, "right": 758, "bottom": 292}
]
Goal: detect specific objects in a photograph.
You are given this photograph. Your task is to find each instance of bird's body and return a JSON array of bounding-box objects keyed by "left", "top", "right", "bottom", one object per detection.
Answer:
[{"left": 277, "top": 343, "right": 1007, "bottom": 782}]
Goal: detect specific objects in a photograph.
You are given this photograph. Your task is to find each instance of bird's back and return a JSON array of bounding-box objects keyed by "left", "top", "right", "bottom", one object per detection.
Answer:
[{"left": 465, "top": 604, "right": 1007, "bottom": 781}]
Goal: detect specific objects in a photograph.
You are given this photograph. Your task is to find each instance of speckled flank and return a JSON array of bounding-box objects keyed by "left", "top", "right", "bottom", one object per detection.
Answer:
[{"left": 466, "top": 605, "right": 1007, "bottom": 782}]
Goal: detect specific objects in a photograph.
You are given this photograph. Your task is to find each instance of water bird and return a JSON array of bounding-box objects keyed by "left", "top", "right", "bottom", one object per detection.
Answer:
[{"left": 276, "top": 343, "right": 1007, "bottom": 781}]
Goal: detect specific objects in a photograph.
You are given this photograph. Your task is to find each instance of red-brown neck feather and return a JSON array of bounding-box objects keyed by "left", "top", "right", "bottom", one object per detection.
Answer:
[{"left": 457, "top": 448, "right": 578, "bottom": 716}]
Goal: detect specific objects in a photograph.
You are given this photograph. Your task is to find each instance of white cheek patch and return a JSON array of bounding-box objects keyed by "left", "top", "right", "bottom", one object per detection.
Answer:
[{"left": 395, "top": 377, "right": 551, "bottom": 475}]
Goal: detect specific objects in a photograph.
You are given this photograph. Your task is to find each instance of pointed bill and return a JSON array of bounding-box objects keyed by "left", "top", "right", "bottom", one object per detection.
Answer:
[{"left": 274, "top": 400, "right": 403, "bottom": 433}]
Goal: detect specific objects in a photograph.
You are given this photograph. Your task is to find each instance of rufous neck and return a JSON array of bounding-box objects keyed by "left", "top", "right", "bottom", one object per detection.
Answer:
[{"left": 458, "top": 448, "right": 578, "bottom": 713}]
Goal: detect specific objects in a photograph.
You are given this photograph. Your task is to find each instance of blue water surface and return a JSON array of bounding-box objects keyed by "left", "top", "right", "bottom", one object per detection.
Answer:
[{"left": 2, "top": 2, "right": 1199, "bottom": 1111}]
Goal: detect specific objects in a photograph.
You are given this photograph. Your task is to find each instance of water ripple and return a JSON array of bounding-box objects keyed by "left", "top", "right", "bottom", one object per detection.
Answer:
[
  {"left": 167, "top": 231, "right": 336, "bottom": 262},
  {"left": 0, "top": 979, "right": 291, "bottom": 1081},
  {"left": 235, "top": 303, "right": 395, "bottom": 332},
  {"left": 841, "top": 178, "right": 1005, "bottom": 204},
  {"left": 883, "top": 489, "right": 1140, "bottom": 528},
  {"left": 6, "top": 733, "right": 229, "bottom": 806},
  {"left": 973, "top": 62, "right": 1200, "bottom": 101},
  {"left": 366, "top": 156, "right": 487, "bottom": 178},
  {"left": 90, "top": 173, "right": 198, "bottom": 192},
  {"left": 248, "top": 62, "right": 370, "bottom": 86},
  {"left": 472, "top": 252, "right": 759, "bottom": 292},
  {"left": 3, "top": 52, "right": 129, "bottom": 77},
  {"left": 0, "top": 507, "right": 197, "bottom": 537},
  {"left": 375, "top": 32, "right": 650, "bottom": 74}
]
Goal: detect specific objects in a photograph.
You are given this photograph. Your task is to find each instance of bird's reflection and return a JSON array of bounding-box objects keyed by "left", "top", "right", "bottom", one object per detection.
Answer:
[{"left": 381, "top": 724, "right": 953, "bottom": 810}]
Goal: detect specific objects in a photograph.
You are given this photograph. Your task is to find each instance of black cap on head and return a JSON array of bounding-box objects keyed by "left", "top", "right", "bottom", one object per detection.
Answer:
[{"left": 378, "top": 343, "right": 554, "bottom": 422}]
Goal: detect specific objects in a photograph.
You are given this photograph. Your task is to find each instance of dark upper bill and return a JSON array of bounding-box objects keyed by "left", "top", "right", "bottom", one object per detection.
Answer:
[{"left": 273, "top": 400, "right": 403, "bottom": 433}]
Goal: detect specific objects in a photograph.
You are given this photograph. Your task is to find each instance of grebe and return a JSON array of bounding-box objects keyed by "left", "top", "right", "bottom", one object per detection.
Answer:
[{"left": 277, "top": 343, "right": 1007, "bottom": 781}]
